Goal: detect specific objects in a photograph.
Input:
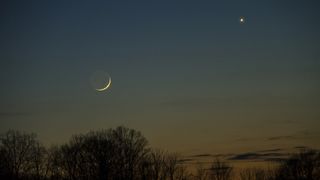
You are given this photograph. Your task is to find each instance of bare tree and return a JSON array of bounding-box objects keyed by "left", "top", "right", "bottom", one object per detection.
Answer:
[
  {"left": 275, "top": 149, "right": 320, "bottom": 180},
  {"left": 208, "top": 159, "right": 233, "bottom": 180},
  {"left": 175, "top": 165, "right": 191, "bottom": 180},
  {"left": 0, "top": 130, "right": 42, "bottom": 179},
  {"left": 239, "top": 168, "right": 275, "bottom": 180},
  {"left": 30, "top": 142, "right": 48, "bottom": 180},
  {"left": 137, "top": 149, "right": 167, "bottom": 180},
  {"left": 150, "top": 149, "right": 168, "bottom": 180},
  {"left": 48, "top": 126, "right": 149, "bottom": 180},
  {"left": 164, "top": 152, "right": 181, "bottom": 180},
  {"left": 194, "top": 162, "right": 209, "bottom": 180},
  {"left": 4, "top": 128, "right": 319, "bottom": 180},
  {"left": 138, "top": 154, "right": 152, "bottom": 180},
  {"left": 59, "top": 136, "right": 87, "bottom": 180},
  {"left": 46, "top": 145, "right": 64, "bottom": 180},
  {"left": 0, "top": 146, "right": 9, "bottom": 179},
  {"left": 109, "top": 126, "right": 149, "bottom": 180},
  {"left": 81, "top": 129, "right": 115, "bottom": 180}
]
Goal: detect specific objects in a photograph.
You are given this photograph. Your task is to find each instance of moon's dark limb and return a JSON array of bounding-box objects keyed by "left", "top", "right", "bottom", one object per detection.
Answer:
[{"left": 90, "top": 71, "right": 112, "bottom": 92}]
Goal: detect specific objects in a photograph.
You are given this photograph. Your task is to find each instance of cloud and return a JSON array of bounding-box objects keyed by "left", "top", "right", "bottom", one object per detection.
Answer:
[
  {"left": 266, "top": 130, "right": 314, "bottom": 141},
  {"left": 189, "top": 153, "right": 233, "bottom": 158},
  {"left": 294, "top": 146, "right": 309, "bottom": 149},
  {"left": 190, "top": 154, "right": 212, "bottom": 158},
  {"left": 256, "top": 148, "right": 282, "bottom": 153},
  {"left": 228, "top": 151, "right": 287, "bottom": 161},
  {"left": 188, "top": 147, "right": 315, "bottom": 163},
  {"left": 267, "top": 136, "right": 296, "bottom": 141},
  {"left": 228, "top": 152, "right": 260, "bottom": 160},
  {"left": 188, "top": 146, "right": 316, "bottom": 163},
  {"left": 264, "top": 157, "right": 286, "bottom": 162}
]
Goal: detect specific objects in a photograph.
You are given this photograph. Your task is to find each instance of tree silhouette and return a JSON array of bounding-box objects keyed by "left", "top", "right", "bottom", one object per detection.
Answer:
[
  {"left": 1, "top": 128, "right": 320, "bottom": 180},
  {"left": 194, "top": 162, "right": 209, "bottom": 180},
  {"left": 109, "top": 126, "right": 149, "bottom": 180},
  {"left": 46, "top": 126, "right": 148, "bottom": 180},
  {"left": 208, "top": 159, "right": 233, "bottom": 180},
  {"left": 276, "top": 149, "right": 320, "bottom": 180},
  {"left": 46, "top": 146, "right": 64, "bottom": 180},
  {"left": 0, "top": 130, "right": 45, "bottom": 180},
  {"left": 164, "top": 152, "right": 180, "bottom": 180},
  {"left": 139, "top": 149, "right": 166, "bottom": 180},
  {"left": 239, "top": 168, "right": 276, "bottom": 180}
]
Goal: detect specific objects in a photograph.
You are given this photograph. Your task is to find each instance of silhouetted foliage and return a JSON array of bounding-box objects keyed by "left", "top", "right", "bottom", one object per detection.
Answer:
[
  {"left": 49, "top": 126, "right": 149, "bottom": 180},
  {"left": 237, "top": 150, "right": 320, "bottom": 180},
  {"left": 275, "top": 149, "right": 320, "bottom": 180},
  {"left": 0, "top": 130, "right": 46, "bottom": 180},
  {"left": 239, "top": 168, "right": 276, "bottom": 180},
  {"left": 1, "top": 128, "right": 320, "bottom": 180},
  {"left": 194, "top": 163, "right": 209, "bottom": 180},
  {"left": 208, "top": 159, "right": 233, "bottom": 180}
]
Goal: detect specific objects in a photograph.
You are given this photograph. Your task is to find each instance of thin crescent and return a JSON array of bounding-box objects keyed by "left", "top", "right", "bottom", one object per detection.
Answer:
[{"left": 95, "top": 76, "right": 112, "bottom": 92}]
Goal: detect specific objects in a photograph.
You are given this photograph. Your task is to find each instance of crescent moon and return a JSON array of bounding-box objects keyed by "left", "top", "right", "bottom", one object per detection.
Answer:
[{"left": 95, "top": 76, "right": 112, "bottom": 92}]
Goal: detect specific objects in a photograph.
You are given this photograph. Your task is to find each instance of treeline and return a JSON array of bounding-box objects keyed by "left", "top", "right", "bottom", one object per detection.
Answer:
[{"left": 0, "top": 126, "right": 319, "bottom": 180}]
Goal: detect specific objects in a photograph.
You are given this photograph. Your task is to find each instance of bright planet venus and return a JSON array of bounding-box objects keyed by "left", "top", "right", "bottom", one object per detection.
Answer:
[
  {"left": 240, "top": 17, "right": 245, "bottom": 23},
  {"left": 1, "top": 1, "right": 320, "bottom": 173}
]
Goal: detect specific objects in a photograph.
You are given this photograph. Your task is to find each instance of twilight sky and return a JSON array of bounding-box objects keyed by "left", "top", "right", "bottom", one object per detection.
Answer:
[{"left": 1, "top": 0, "right": 320, "bottom": 154}]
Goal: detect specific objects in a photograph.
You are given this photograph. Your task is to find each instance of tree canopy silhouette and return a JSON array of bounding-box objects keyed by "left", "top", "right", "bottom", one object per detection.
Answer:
[{"left": 1, "top": 127, "right": 319, "bottom": 180}]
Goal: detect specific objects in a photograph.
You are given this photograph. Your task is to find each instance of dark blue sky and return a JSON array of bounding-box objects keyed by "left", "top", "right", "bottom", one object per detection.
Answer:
[{"left": 1, "top": 0, "right": 320, "bottom": 153}]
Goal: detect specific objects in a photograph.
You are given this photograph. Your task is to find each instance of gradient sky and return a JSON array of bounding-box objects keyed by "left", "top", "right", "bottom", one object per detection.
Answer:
[{"left": 1, "top": 0, "right": 320, "bottom": 155}]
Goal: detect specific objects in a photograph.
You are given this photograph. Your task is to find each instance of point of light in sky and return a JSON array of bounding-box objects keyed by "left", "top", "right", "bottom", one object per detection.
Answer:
[
  {"left": 240, "top": 17, "right": 245, "bottom": 23},
  {"left": 1, "top": 0, "right": 319, "bottom": 154}
]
